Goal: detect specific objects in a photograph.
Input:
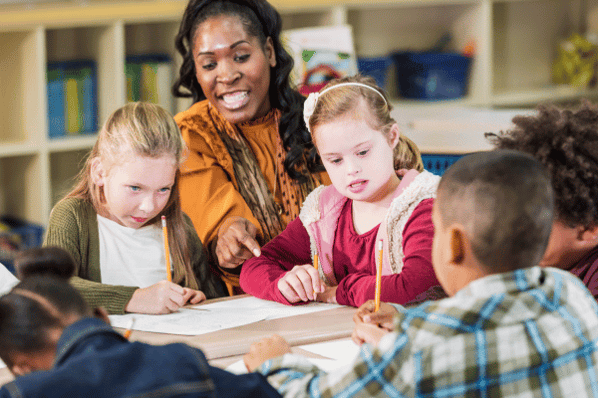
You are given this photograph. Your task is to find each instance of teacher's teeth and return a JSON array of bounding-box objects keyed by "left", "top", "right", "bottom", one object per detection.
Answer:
[{"left": 222, "top": 92, "right": 247, "bottom": 104}]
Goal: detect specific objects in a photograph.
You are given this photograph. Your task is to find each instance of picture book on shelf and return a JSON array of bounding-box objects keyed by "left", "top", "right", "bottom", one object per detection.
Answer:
[{"left": 282, "top": 25, "right": 358, "bottom": 95}]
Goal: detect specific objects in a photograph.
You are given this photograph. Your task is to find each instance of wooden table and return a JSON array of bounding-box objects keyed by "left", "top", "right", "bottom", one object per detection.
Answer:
[{"left": 0, "top": 296, "right": 357, "bottom": 384}]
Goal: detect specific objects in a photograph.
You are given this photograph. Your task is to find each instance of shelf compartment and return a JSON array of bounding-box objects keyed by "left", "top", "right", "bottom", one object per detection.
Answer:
[
  {"left": 0, "top": 28, "right": 45, "bottom": 145},
  {"left": 0, "top": 155, "right": 44, "bottom": 224},
  {"left": 348, "top": 3, "right": 479, "bottom": 100},
  {"left": 125, "top": 21, "right": 186, "bottom": 114},
  {"left": 50, "top": 149, "right": 90, "bottom": 208},
  {"left": 46, "top": 24, "right": 120, "bottom": 134},
  {"left": 492, "top": 0, "right": 574, "bottom": 97}
]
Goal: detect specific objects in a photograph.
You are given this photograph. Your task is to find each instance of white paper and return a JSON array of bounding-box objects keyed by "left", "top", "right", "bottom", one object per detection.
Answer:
[
  {"left": 191, "top": 296, "right": 341, "bottom": 320},
  {"left": 225, "top": 338, "right": 359, "bottom": 374},
  {"left": 109, "top": 307, "right": 268, "bottom": 335},
  {"left": 0, "top": 263, "right": 18, "bottom": 296},
  {"left": 298, "top": 338, "right": 360, "bottom": 363}
]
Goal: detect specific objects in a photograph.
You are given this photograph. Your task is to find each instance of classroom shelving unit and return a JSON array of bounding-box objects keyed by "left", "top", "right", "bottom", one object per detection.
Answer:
[{"left": 0, "top": 0, "right": 595, "bottom": 226}]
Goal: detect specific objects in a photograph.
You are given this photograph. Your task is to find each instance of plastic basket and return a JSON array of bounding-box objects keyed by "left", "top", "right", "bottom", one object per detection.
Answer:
[
  {"left": 0, "top": 216, "right": 45, "bottom": 274},
  {"left": 391, "top": 51, "right": 472, "bottom": 100},
  {"left": 357, "top": 56, "right": 391, "bottom": 90},
  {"left": 421, "top": 154, "right": 463, "bottom": 176}
]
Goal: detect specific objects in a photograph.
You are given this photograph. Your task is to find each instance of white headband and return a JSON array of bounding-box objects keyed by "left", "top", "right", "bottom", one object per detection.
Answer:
[{"left": 303, "top": 82, "right": 388, "bottom": 133}]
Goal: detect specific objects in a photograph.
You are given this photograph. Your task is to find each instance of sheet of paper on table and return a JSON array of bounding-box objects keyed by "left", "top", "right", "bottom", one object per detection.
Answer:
[
  {"left": 109, "top": 307, "right": 268, "bottom": 335},
  {"left": 190, "top": 296, "right": 341, "bottom": 320},
  {"left": 109, "top": 297, "right": 341, "bottom": 335},
  {"left": 226, "top": 338, "right": 360, "bottom": 374}
]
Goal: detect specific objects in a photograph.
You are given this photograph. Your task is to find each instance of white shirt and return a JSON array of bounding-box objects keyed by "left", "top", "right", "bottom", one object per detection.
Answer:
[
  {"left": 97, "top": 215, "right": 169, "bottom": 288},
  {"left": 0, "top": 263, "right": 18, "bottom": 295}
]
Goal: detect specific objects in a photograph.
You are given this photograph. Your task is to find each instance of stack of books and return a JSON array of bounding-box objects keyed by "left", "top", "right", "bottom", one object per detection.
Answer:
[
  {"left": 126, "top": 54, "right": 174, "bottom": 114},
  {"left": 47, "top": 60, "right": 98, "bottom": 138}
]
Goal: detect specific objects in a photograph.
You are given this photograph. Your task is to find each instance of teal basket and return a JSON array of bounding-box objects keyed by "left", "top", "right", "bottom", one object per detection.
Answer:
[{"left": 421, "top": 154, "right": 463, "bottom": 175}]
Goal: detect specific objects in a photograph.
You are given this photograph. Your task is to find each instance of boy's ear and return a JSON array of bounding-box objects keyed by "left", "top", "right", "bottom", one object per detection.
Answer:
[
  {"left": 90, "top": 157, "right": 105, "bottom": 186},
  {"left": 93, "top": 307, "right": 111, "bottom": 325},
  {"left": 10, "top": 354, "right": 34, "bottom": 376},
  {"left": 449, "top": 226, "right": 466, "bottom": 265},
  {"left": 578, "top": 224, "right": 598, "bottom": 246},
  {"left": 388, "top": 123, "right": 401, "bottom": 149}
]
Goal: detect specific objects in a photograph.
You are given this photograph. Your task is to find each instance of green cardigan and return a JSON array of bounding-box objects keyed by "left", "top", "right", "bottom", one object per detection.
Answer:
[{"left": 44, "top": 197, "right": 225, "bottom": 314}]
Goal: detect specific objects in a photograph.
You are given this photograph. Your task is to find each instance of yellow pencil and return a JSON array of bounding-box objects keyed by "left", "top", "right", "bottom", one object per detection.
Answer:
[
  {"left": 375, "top": 239, "right": 383, "bottom": 311},
  {"left": 313, "top": 252, "right": 319, "bottom": 297},
  {"left": 161, "top": 215, "right": 172, "bottom": 282},
  {"left": 123, "top": 316, "right": 136, "bottom": 340}
]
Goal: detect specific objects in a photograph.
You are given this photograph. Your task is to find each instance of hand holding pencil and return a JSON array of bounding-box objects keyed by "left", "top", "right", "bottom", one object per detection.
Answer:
[{"left": 123, "top": 215, "right": 206, "bottom": 314}]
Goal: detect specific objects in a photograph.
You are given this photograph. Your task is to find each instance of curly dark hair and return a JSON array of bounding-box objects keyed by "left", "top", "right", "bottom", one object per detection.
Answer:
[
  {"left": 485, "top": 100, "right": 598, "bottom": 229},
  {"left": 172, "top": 0, "right": 321, "bottom": 182}
]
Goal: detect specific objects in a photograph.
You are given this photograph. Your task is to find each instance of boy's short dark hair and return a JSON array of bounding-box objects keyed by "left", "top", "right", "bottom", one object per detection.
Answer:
[
  {"left": 486, "top": 101, "right": 598, "bottom": 229},
  {"left": 437, "top": 150, "right": 554, "bottom": 272}
]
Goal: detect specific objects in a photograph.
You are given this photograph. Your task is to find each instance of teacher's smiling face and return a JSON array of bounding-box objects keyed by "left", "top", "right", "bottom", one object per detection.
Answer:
[{"left": 193, "top": 15, "right": 277, "bottom": 125}]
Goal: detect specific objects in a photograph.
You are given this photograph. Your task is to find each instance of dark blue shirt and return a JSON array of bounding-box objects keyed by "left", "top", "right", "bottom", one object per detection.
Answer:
[{"left": 2, "top": 317, "right": 281, "bottom": 398}]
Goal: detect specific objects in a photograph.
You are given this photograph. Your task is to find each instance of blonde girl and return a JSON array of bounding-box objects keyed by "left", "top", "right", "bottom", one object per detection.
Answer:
[
  {"left": 240, "top": 76, "right": 444, "bottom": 307},
  {"left": 45, "top": 102, "right": 225, "bottom": 314}
]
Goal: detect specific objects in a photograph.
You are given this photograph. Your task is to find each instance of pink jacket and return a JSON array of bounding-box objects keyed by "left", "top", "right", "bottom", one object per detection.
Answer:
[{"left": 299, "top": 170, "right": 440, "bottom": 285}]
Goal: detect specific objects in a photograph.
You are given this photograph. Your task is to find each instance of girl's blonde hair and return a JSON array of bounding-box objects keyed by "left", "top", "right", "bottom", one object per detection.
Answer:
[
  {"left": 306, "top": 75, "right": 423, "bottom": 171},
  {"left": 67, "top": 102, "right": 198, "bottom": 289}
]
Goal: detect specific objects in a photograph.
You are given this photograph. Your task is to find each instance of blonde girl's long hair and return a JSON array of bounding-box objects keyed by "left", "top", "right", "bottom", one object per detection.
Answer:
[
  {"left": 66, "top": 102, "right": 198, "bottom": 289},
  {"left": 307, "top": 75, "right": 424, "bottom": 172}
]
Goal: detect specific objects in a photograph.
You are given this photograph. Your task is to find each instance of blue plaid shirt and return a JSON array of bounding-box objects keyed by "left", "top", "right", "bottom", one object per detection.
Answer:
[{"left": 259, "top": 267, "right": 598, "bottom": 397}]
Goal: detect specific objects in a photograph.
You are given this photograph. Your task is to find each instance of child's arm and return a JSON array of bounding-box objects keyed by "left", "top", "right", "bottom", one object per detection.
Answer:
[
  {"left": 239, "top": 218, "right": 316, "bottom": 304},
  {"left": 335, "top": 200, "right": 440, "bottom": 307},
  {"left": 250, "top": 330, "right": 410, "bottom": 398},
  {"left": 244, "top": 334, "right": 292, "bottom": 372}
]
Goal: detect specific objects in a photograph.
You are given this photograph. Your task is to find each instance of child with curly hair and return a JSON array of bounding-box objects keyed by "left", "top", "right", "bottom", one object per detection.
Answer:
[{"left": 487, "top": 100, "right": 598, "bottom": 299}]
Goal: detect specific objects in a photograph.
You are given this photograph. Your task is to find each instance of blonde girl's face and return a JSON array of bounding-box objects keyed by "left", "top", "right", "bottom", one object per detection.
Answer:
[
  {"left": 94, "top": 153, "right": 177, "bottom": 229},
  {"left": 315, "top": 111, "right": 399, "bottom": 205}
]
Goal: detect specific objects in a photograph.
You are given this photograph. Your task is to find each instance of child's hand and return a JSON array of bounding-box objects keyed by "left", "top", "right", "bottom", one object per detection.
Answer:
[
  {"left": 182, "top": 288, "right": 206, "bottom": 305},
  {"left": 243, "top": 334, "right": 291, "bottom": 372},
  {"left": 216, "top": 216, "right": 261, "bottom": 269},
  {"left": 277, "top": 264, "right": 325, "bottom": 303},
  {"left": 125, "top": 280, "right": 189, "bottom": 314},
  {"left": 351, "top": 321, "right": 390, "bottom": 346},
  {"left": 315, "top": 285, "right": 338, "bottom": 304},
  {"left": 353, "top": 300, "right": 397, "bottom": 331}
]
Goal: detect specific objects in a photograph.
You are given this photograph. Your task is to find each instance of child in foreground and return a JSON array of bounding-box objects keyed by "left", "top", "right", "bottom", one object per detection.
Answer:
[
  {"left": 240, "top": 76, "right": 443, "bottom": 307},
  {"left": 487, "top": 100, "right": 598, "bottom": 300},
  {"left": 0, "top": 246, "right": 280, "bottom": 398},
  {"left": 44, "top": 102, "right": 225, "bottom": 314},
  {"left": 244, "top": 150, "right": 598, "bottom": 397}
]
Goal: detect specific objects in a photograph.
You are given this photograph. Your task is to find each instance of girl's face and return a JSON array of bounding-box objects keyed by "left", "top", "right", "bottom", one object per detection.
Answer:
[
  {"left": 193, "top": 15, "right": 276, "bottom": 124},
  {"left": 94, "top": 154, "right": 176, "bottom": 229},
  {"left": 315, "top": 111, "right": 400, "bottom": 204}
]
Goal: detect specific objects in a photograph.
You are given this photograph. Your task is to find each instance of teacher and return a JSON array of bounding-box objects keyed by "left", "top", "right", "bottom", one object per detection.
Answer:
[{"left": 172, "top": 0, "right": 328, "bottom": 294}]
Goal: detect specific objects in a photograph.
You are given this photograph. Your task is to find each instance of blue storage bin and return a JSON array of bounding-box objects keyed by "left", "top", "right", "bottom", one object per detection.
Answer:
[
  {"left": 421, "top": 154, "right": 463, "bottom": 175},
  {"left": 357, "top": 56, "right": 391, "bottom": 90},
  {"left": 0, "top": 216, "right": 45, "bottom": 274},
  {"left": 391, "top": 51, "right": 472, "bottom": 100}
]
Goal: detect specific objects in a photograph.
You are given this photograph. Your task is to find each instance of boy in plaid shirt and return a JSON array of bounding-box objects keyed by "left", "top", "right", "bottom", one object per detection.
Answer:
[{"left": 244, "top": 150, "right": 598, "bottom": 397}]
